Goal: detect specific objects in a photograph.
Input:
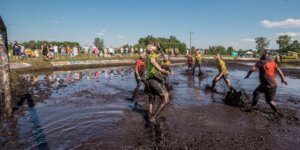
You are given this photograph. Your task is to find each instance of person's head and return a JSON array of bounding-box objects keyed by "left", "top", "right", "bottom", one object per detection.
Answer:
[
  {"left": 146, "top": 44, "right": 157, "bottom": 54},
  {"left": 260, "top": 49, "right": 270, "bottom": 60},
  {"left": 215, "top": 53, "right": 221, "bottom": 61},
  {"left": 140, "top": 52, "right": 146, "bottom": 59},
  {"left": 162, "top": 54, "right": 169, "bottom": 61}
]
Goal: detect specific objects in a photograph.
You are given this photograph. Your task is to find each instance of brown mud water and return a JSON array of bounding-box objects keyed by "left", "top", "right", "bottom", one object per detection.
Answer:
[{"left": 1, "top": 62, "right": 300, "bottom": 149}]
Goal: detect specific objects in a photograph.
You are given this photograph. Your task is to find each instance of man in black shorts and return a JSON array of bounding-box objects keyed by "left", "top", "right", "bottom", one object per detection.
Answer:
[
  {"left": 245, "top": 50, "right": 288, "bottom": 113},
  {"left": 145, "top": 43, "right": 170, "bottom": 123}
]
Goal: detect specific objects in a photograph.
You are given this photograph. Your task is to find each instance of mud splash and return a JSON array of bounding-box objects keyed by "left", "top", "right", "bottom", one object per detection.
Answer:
[{"left": 1, "top": 63, "right": 300, "bottom": 149}]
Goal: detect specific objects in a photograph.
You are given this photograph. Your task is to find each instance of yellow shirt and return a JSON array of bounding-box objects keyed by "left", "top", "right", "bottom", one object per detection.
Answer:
[
  {"left": 194, "top": 53, "right": 203, "bottom": 64},
  {"left": 218, "top": 59, "right": 228, "bottom": 75},
  {"left": 161, "top": 60, "right": 171, "bottom": 71},
  {"left": 25, "top": 49, "right": 33, "bottom": 56}
]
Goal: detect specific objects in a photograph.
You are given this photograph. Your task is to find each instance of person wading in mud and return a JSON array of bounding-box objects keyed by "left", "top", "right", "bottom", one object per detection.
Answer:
[
  {"left": 160, "top": 54, "right": 173, "bottom": 91},
  {"left": 186, "top": 54, "right": 194, "bottom": 72},
  {"left": 132, "top": 52, "right": 146, "bottom": 100},
  {"left": 193, "top": 50, "right": 207, "bottom": 76},
  {"left": 244, "top": 50, "right": 288, "bottom": 114},
  {"left": 211, "top": 53, "right": 233, "bottom": 91},
  {"left": 145, "top": 44, "right": 170, "bottom": 124}
]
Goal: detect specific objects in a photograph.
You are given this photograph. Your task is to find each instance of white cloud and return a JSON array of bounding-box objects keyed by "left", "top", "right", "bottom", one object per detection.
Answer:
[
  {"left": 50, "top": 20, "right": 60, "bottom": 24},
  {"left": 116, "top": 35, "right": 124, "bottom": 38},
  {"left": 96, "top": 32, "right": 104, "bottom": 36},
  {"left": 277, "top": 32, "right": 300, "bottom": 37},
  {"left": 101, "top": 29, "right": 106, "bottom": 33},
  {"left": 260, "top": 18, "right": 300, "bottom": 28},
  {"left": 241, "top": 38, "right": 255, "bottom": 42}
]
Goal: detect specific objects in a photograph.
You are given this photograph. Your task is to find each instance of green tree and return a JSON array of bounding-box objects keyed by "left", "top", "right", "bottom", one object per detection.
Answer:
[
  {"left": 289, "top": 40, "right": 300, "bottom": 53},
  {"left": 277, "top": 35, "right": 291, "bottom": 53},
  {"left": 255, "top": 37, "right": 270, "bottom": 54},
  {"left": 226, "top": 46, "right": 234, "bottom": 55},
  {"left": 132, "top": 35, "right": 187, "bottom": 54},
  {"left": 94, "top": 37, "right": 104, "bottom": 50}
]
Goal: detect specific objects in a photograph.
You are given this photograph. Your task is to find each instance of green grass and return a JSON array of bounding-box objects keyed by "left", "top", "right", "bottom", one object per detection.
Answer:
[{"left": 3, "top": 53, "right": 140, "bottom": 69}]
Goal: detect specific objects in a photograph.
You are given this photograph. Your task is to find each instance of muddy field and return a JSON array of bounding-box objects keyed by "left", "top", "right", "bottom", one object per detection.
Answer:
[{"left": 1, "top": 61, "right": 300, "bottom": 150}]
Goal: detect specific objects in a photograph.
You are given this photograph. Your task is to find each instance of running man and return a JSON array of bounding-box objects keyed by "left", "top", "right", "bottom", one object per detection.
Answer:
[
  {"left": 145, "top": 44, "right": 170, "bottom": 123},
  {"left": 193, "top": 50, "right": 207, "bottom": 76},
  {"left": 132, "top": 52, "right": 146, "bottom": 100},
  {"left": 244, "top": 50, "right": 287, "bottom": 113},
  {"left": 211, "top": 53, "right": 232, "bottom": 91}
]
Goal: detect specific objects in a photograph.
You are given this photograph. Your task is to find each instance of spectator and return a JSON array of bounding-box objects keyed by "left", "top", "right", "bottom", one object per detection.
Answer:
[
  {"left": 24, "top": 48, "right": 34, "bottom": 59},
  {"left": 94, "top": 46, "right": 100, "bottom": 57},
  {"left": 72, "top": 46, "right": 78, "bottom": 57},
  {"left": 120, "top": 48, "right": 124, "bottom": 54},
  {"left": 66, "top": 45, "right": 71, "bottom": 56},
  {"left": 104, "top": 48, "right": 108, "bottom": 57},
  {"left": 60, "top": 45, "right": 66, "bottom": 56},
  {"left": 49, "top": 44, "right": 54, "bottom": 53},
  {"left": 41, "top": 44, "right": 49, "bottom": 60},
  {"left": 34, "top": 49, "right": 39, "bottom": 60},
  {"left": 84, "top": 45, "right": 89, "bottom": 54},
  {"left": 53, "top": 45, "right": 58, "bottom": 57},
  {"left": 12, "top": 41, "right": 21, "bottom": 59},
  {"left": 20, "top": 45, "right": 25, "bottom": 58}
]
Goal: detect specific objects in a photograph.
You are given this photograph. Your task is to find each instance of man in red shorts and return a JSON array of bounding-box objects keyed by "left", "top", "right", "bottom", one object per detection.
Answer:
[{"left": 244, "top": 50, "right": 288, "bottom": 113}]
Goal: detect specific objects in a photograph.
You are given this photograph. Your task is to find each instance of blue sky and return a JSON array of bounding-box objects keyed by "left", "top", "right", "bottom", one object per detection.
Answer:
[{"left": 1, "top": 0, "right": 300, "bottom": 50}]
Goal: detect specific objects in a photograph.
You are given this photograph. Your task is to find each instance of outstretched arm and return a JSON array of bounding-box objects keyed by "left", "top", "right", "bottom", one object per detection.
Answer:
[
  {"left": 245, "top": 66, "right": 258, "bottom": 79},
  {"left": 277, "top": 68, "right": 288, "bottom": 85}
]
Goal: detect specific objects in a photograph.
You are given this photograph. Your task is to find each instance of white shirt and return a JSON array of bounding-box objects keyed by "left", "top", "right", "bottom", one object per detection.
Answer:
[
  {"left": 34, "top": 50, "right": 39, "bottom": 56},
  {"left": 54, "top": 46, "right": 58, "bottom": 53}
]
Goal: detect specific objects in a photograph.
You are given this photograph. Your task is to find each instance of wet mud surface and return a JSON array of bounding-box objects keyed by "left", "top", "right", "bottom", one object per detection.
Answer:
[{"left": 1, "top": 61, "right": 300, "bottom": 149}]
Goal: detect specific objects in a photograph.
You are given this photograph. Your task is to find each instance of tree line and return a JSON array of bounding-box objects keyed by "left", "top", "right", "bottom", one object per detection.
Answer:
[
  {"left": 122, "top": 35, "right": 187, "bottom": 54},
  {"left": 255, "top": 35, "right": 300, "bottom": 54}
]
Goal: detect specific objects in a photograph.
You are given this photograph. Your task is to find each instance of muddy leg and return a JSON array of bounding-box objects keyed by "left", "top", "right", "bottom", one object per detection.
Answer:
[
  {"left": 211, "top": 75, "right": 220, "bottom": 90},
  {"left": 192, "top": 65, "right": 196, "bottom": 75},
  {"left": 132, "top": 82, "right": 141, "bottom": 99},
  {"left": 265, "top": 87, "right": 278, "bottom": 112},
  {"left": 223, "top": 76, "right": 233, "bottom": 90},
  {"left": 268, "top": 101, "right": 278, "bottom": 112},
  {"left": 148, "top": 95, "right": 155, "bottom": 120},
  {"left": 197, "top": 64, "right": 201, "bottom": 75},
  {"left": 153, "top": 93, "right": 170, "bottom": 118},
  {"left": 252, "top": 86, "right": 263, "bottom": 107}
]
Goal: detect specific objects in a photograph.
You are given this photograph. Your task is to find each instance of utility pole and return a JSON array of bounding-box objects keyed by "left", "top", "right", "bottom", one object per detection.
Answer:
[
  {"left": 0, "top": 16, "right": 13, "bottom": 116},
  {"left": 189, "top": 31, "right": 193, "bottom": 54}
]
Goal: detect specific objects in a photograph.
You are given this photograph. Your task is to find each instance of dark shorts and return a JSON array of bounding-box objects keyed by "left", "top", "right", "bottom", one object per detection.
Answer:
[
  {"left": 254, "top": 85, "right": 276, "bottom": 103},
  {"left": 145, "top": 77, "right": 167, "bottom": 96},
  {"left": 13, "top": 49, "right": 20, "bottom": 56},
  {"left": 42, "top": 52, "right": 48, "bottom": 57}
]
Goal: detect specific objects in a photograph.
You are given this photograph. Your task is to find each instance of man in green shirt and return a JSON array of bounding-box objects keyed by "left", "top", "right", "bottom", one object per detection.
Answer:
[
  {"left": 211, "top": 53, "right": 232, "bottom": 91},
  {"left": 145, "top": 44, "right": 170, "bottom": 124}
]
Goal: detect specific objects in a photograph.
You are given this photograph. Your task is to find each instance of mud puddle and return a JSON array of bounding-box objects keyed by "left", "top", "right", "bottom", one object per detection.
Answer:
[{"left": 1, "top": 63, "right": 300, "bottom": 149}]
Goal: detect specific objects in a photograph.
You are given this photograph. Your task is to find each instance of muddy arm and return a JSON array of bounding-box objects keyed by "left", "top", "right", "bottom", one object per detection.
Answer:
[
  {"left": 135, "top": 65, "right": 140, "bottom": 79},
  {"left": 244, "top": 66, "right": 257, "bottom": 79},
  {"left": 276, "top": 68, "right": 288, "bottom": 85},
  {"left": 150, "top": 58, "right": 169, "bottom": 74}
]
